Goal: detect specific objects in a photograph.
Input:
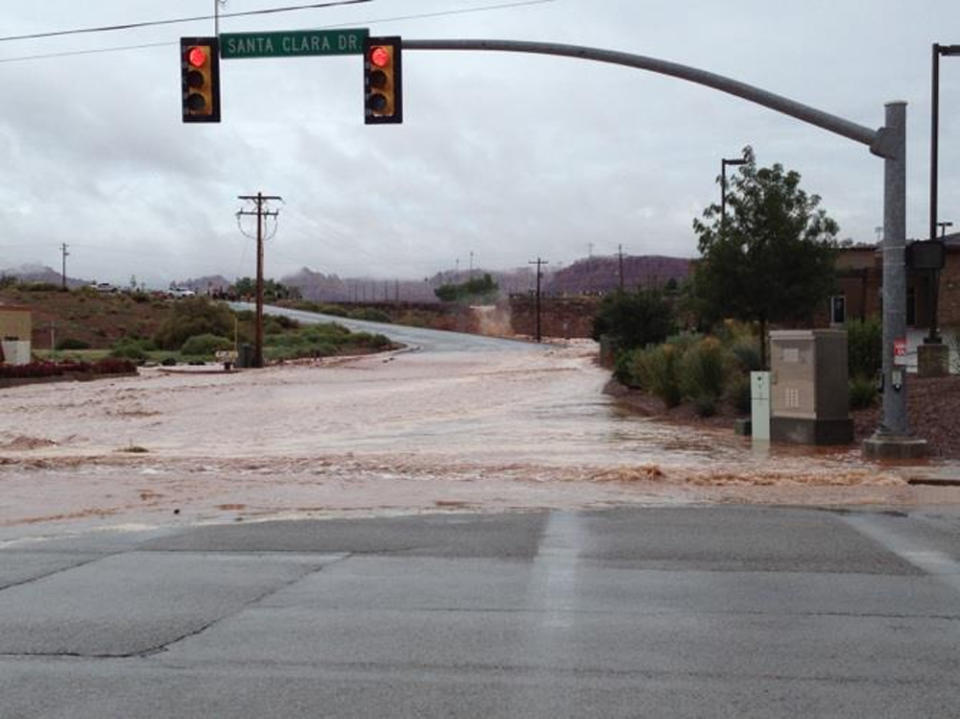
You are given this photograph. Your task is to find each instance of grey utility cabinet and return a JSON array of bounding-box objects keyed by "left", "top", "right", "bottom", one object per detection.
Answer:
[{"left": 769, "top": 329, "right": 853, "bottom": 445}]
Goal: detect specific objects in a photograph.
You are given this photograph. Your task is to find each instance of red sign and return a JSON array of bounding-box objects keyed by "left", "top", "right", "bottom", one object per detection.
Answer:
[{"left": 894, "top": 338, "right": 907, "bottom": 365}]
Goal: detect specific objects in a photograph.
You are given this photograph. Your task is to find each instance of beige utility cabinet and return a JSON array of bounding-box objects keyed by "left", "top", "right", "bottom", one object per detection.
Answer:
[{"left": 769, "top": 329, "right": 853, "bottom": 445}]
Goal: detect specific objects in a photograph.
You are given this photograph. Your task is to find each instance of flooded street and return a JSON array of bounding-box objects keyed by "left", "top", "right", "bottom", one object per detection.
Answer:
[{"left": 0, "top": 313, "right": 956, "bottom": 539}]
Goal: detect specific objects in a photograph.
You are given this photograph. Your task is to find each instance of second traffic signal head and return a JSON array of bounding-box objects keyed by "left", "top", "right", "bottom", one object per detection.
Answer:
[
  {"left": 364, "top": 36, "right": 402, "bottom": 124},
  {"left": 181, "top": 37, "right": 221, "bottom": 123}
]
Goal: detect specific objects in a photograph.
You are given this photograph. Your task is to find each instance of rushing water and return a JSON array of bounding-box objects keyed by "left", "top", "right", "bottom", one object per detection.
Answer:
[{"left": 0, "top": 314, "right": 955, "bottom": 539}]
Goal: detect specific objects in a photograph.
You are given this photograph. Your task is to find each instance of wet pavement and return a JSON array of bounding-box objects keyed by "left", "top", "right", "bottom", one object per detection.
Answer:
[{"left": 3, "top": 506, "right": 960, "bottom": 717}]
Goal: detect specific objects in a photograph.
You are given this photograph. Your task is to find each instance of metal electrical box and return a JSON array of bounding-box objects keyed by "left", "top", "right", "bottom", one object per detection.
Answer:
[
  {"left": 750, "top": 371, "right": 770, "bottom": 441},
  {"left": 769, "top": 329, "right": 853, "bottom": 445}
]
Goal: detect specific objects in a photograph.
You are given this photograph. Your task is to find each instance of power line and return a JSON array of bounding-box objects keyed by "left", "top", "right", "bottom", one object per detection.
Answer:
[
  {"left": 0, "top": 0, "right": 373, "bottom": 43},
  {"left": 0, "top": 0, "right": 556, "bottom": 64}
]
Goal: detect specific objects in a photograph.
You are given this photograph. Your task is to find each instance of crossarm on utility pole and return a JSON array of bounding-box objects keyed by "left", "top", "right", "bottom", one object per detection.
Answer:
[{"left": 403, "top": 39, "right": 885, "bottom": 155}]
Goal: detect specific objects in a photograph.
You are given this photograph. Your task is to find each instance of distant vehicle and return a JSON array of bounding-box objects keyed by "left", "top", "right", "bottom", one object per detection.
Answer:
[
  {"left": 169, "top": 287, "right": 196, "bottom": 298},
  {"left": 91, "top": 282, "right": 118, "bottom": 293}
]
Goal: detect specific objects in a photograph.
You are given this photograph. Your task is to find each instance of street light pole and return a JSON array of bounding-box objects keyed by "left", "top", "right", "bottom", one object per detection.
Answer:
[
  {"left": 930, "top": 44, "right": 960, "bottom": 247},
  {"left": 927, "top": 43, "right": 959, "bottom": 345}
]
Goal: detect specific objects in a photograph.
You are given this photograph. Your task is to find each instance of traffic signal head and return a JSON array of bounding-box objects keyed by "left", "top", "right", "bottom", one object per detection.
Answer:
[
  {"left": 181, "top": 37, "right": 221, "bottom": 123},
  {"left": 364, "top": 36, "right": 402, "bottom": 124}
]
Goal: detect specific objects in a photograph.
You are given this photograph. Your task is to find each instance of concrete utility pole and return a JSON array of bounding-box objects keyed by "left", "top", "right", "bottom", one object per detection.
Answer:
[
  {"left": 403, "top": 38, "right": 921, "bottom": 456},
  {"left": 59, "top": 243, "right": 69, "bottom": 290},
  {"left": 528, "top": 257, "right": 549, "bottom": 343},
  {"left": 237, "top": 191, "right": 281, "bottom": 368}
]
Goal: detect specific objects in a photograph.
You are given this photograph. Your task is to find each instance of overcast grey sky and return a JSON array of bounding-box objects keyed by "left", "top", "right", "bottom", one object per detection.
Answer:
[{"left": 1, "top": 0, "right": 958, "bottom": 287}]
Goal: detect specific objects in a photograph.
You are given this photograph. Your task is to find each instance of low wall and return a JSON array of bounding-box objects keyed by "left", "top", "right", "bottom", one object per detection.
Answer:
[{"left": 509, "top": 295, "right": 600, "bottom": 339}]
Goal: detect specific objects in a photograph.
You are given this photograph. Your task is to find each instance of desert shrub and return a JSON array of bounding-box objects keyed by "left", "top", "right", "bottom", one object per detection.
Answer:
[
  {"left": 846, "top": 317, "right": 882, "bottom": 379},
  {"left": 349, "top": 307, "right": 392, "bottom": 323},
  {"left": 849, "top": 374, "right": 878, "bottom": 409},
  {"left": 153, "top": 297, "right": 235, "bottom": 350},
  {"left": 56, "top": 338, "right": 90, "bottom": 351},
  {"left": 613, "top": 349, "right": 640, "bottom": 387},
  {"left": 730, "top": 338, "right": 762, "bottom": 372},
  {"left": 160, "top": 356, "right": 177, "bottom": 366},
  {"left": 679, "top": 337, "right": 731, "bottom": 402},
  {"left": 317, "top": 304, "right": 348, "bottom": 317},
  {"left": 273, "top": 314, "right": 300, "bottom": 330},
  {"left": 693, "top": 394, "right": 717, "bottom": 418},
  {"left": 727, "top": 373, "right": 752, "bottom": 415},
  {"left": 110, "top": 338, "right": 148, "bottom": 362},
  {"left": 636, "top": 344, "right": 683, "bottom": 408},
  {"left": 180, "top": 334, "right": 233, "bottom": 357},
  {"left": 17, "top": 281, "right": 59, "bottom": 292}
]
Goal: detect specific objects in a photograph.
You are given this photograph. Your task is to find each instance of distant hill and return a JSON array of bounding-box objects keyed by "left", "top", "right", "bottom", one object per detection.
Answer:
[
  {"left": 545, "top": 255, "right": 690, "bottom": 295},
  {"left": 0, "top": 263, "right": 89, "bottom": 288}
]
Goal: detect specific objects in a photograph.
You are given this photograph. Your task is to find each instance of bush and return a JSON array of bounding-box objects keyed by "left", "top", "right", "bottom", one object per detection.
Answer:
[
  {"left": 110, "top": 338, "right": 148, "bottom": 362},
  {"left": 693, "top": 394, "right": 717, "bottom": 418},
  {"left": 636, "top": 345, "right": 683, "bottom": 408},
  {"left": 849, "top": 374, "right": 878, "bottom": 410},
  {"left": 727, "top": 373, "right": 752, "bottom": 415},
  {"left": 679, "top": 337, "right": 731, "bottom": 402},
  {"left": 17, "top": 281, "right": 59, "bottom": 292},
  {"left": 730, "top": 338, "right": 762, "bottom": 372},
  {"left": 153, "top": 297, "right": 235, "bottom": 350},
  {"left": 847, "top": 317, "right": 882, "bottom": 379},
  {"left": 160, "top": 356, "right": 177, "bottom": 366},
  {"left": 592, "top": 289, "right": 675, "bottom": 350},
  {"left": 56, "top": 338, "right": 90, "bottom": 351},
  {"left": 180, "top": 334, "right": 233, "bottom": 356},
  {"left": 349, "top": 307, "right": 392, "bottom": 323},
  {"left": 318, "top": 304, "right": 348, "bottom": 317},
  {"left": 613, "top": 349, "right": 640, "bottom": 387}
]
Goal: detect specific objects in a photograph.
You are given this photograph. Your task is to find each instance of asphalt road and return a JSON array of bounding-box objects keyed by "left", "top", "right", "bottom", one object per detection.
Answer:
[
  {"left": 3, "top": 505, "right": 960, "bottom": 717},
  {"left": 232, "top": 301, "right": 542, "bottom": 353}
]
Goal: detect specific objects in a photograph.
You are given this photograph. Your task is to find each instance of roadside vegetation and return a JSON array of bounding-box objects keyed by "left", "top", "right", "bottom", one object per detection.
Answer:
[
  {"left": 1, "top": 285, "right": 394, "bottom": 367},
  {"left": 597, "top": 148, "right": 879, "bottom": 417},
  {"left": 433, "top": 273, "right": 499, "bottom": 303}
]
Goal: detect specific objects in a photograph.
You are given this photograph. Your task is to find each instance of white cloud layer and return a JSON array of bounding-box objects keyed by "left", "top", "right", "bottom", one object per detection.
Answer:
[{"left": 0, "top": 0, "right": 958, "bottom": 286}]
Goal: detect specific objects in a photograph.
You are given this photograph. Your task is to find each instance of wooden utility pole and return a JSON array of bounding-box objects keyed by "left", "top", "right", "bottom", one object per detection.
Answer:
[
  {"left": 528, "top": 257, "right": 549, "bottom": 343},
  {"left": 60, "top": 243, "right": 69, "bottom": 290},
  {"left": 237, "top": 192, "right": 281, "bottom": 368}
]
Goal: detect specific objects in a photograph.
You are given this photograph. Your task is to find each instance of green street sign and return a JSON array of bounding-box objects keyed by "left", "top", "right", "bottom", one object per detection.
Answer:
[{"left": 220, "top": 29, "right": 368, "bottom": 59}]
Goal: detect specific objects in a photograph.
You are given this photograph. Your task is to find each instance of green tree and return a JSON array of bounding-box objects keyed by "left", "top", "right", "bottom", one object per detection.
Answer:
[
  {"left": 434, "top": 273, "right": 498, "bottom": 303},
  {"left": 591, "top": 289, "right": 675, "bottom": 350},
  {"left": 232, "top": 277, "right": 301, "bottom": 301},
  {"left": 692, "top": 147, "right": 838, "bottom": 367}
]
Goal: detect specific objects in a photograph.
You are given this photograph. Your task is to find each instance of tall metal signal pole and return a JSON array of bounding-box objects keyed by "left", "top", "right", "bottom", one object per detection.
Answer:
[
  {"left": 528, "top": 257, "right": 549, "bottom": 343},
  {"left": 237, "top": 192, "right": 281, "bottom": 368}
]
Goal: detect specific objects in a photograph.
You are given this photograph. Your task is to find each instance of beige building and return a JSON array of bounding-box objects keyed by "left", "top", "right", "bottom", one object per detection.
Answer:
[{"left": 0, "top": 305, "right": 33, "bottom": 365}]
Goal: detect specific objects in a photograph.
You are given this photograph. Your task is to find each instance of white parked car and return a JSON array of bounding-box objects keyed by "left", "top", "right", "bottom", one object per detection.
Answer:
[{"left": 169, "top": 287, "right": 196, "bottom": 298}]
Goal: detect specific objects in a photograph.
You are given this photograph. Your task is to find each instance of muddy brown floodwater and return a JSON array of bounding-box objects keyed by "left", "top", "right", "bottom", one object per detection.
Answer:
[{"left": 0, "top": 337, "right": 957, "bottom": 540}]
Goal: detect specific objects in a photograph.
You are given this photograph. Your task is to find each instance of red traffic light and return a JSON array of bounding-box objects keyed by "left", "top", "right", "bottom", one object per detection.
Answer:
[
  {"left": 369, "top": 46, "right": 390, "bottom": 68},
  {"left": 363, "top": 36, "right": 402, "bottom": 125},
  {"left": 181, "top": 37, "right": 221, "bottom": 123},
  {"left": 188, "top": 46, "right": 207, "bottom": 68}
]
